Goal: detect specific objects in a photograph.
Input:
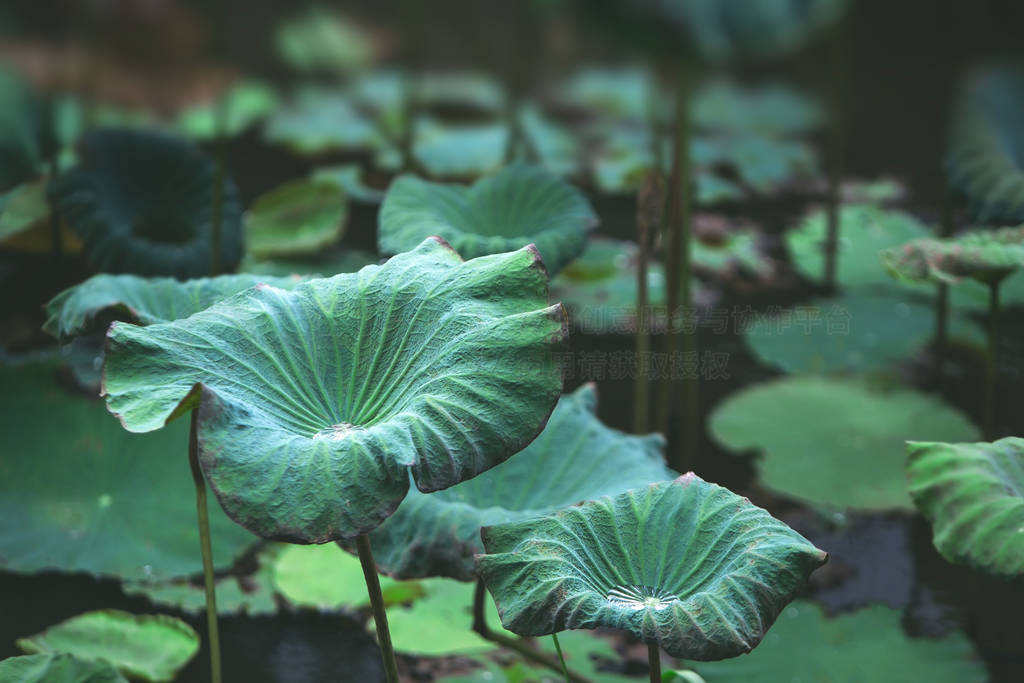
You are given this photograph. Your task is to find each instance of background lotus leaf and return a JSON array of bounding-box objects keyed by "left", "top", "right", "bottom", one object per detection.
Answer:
[
  {"left": 477, "top": 474, "right": 827, "bottom": 660},
  {"left": 907, "top": 437, "right": 1024, "bottom": 578},
  {"left": 881, "top": 226, "right": 1024, "bottom": 286},
  {"left": 350, "top": 384, "right": 672, "bottom": 580},
  {"left": 275, "top": 5, "right": 375, "bottom": 75},
  {"left": 710, "top": 376, "right": 981, "bottom": 510},
  {"left": 46, "top": 128, "right": 244, "bottom": 278},
  {"left": 102, "top": 238, "right": 567, "bottom": 542},
  {"left": 0, "top": 359, "right": 257, "bottom": 580},
  {"left": 245, "top": 178, "right": 347, "bottom": 259},
  {"left": 16, "top": 610, "right": 198, "bottom": 683},
  {"left": 379, "top": 163, "right": 596, "bottom": 275},
  {"left": 263, "top": 88, "right": 382, "bottom": 155},
  {"left": 0, "top": 654, "right": 127, "bottom": 683},
  {"left": 176, "top": 81, "right": 278, "bottom": 140},
  {"left": 411, "top": 118, "right": 510, "bottom": 179}
]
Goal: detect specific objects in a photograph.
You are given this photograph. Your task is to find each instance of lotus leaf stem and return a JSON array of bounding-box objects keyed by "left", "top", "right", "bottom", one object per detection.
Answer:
[
  {"left": 823, "top": 16, "right": 848, "bottom": 291},
  {"left": 188, "top": 411, "right": 222, "bottom": 683},
  {"left": 648, "top": 642, "right": 661, "bottom": 683},
  {"left": 472, "top": 580, "right": 592, "bottom": 683},
  {"left": 934, "top": 189, "right": 953, "bottom": 383},
  {"left": 985, "top": 280, "right": 1001, "bottom": 439},
  {"left": 209, "top": 89, "right": 228, "bottom": 277},
  {"left": 356, "top": 533, "right": 400, "bottom": 683},
  {"left": 551, "top": 633, "right": 571, "bottom": 683},
  {"left": 634, "top": 175, "right": 656, "bottom": 434}
]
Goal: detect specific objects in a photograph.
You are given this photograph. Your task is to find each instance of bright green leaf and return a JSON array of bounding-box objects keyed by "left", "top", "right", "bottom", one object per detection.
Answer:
[
  {"left": 412, "top": 117, "right": 510, "bottom": 179},
  {"left": 0, "top": 653, "right": 127, "bottom": 683},
  {"left": 176, "top": 80, "right": 278, "bottom": 140},
  {"left": 275, "top": 6, "right": 375, "bottom": 75},
  {"left": 264, "top": 88, "right": 382, "bottom": 155},
  {"left": 0, "top": 177, "right": 48, "bottom": 242},
  {"left": 246, "top": 178, "right": 347, "bottom": 258}
]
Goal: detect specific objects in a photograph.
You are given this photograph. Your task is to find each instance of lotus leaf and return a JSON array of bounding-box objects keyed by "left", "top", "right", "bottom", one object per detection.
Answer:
[
  {"left": 693, "top": 134, "right": 818, "bottom": 194},
  {"left": 477, "top": 474, "right": 827, "bottom": 660},
  {"left": 0, "top": 177, "right": 48, "bottom": 242},
  {"left": 350, "top": 70, "right": 407, "bottom": 139},
  {"left": 263, "top": 88, "right": 382, "bottom": 155},
  {"left": 0, "top": 654, "right": 127, "bottom": 683},
  {"left": 946, "top": 63, "right": 1024, "bottom": 224},
  {"left": 176, "top": 81, "right": 278, "bottom": 140},
  {"left": 518, "top": 105, "right": 581, "bottom": 178},
  {"left": 240, "top": 247, "right": 378, "bottom": 278},
  {"left": 881, "top": 226, "right": 1024, "bottom": 286},
  {"left": 0, "top": 66, "right": 48, "bottom": 190},
  {"left": 312, "top": 164, "right": 387, "bottom": 204},
  {"left": 102, "top": 238, "right": 568, "bottom": 543},
  {"left": 16, "top": 611, "right": 198, "bottom": 683},
  {"left": 350, "top": 384, "right": 672, "bottom": 580},
  {"left": 557, "top": 67, "right": 658, "bottom": 121},
  {"left": 412, "top": 117, "right": 510, "bottom": 178},
  {"left": 379, "top": 163, "right": 596, "bottom": 276},
  {"left": 46, "top": 128, "right": 244, "bottom": 278},
  {"left": 907, "top": 438, "right": 1024, "bottom": 578},
  {"left": 710, "top": 376, "right": 981, "bottom": 510},
  {"left": 245, "top": 178, "right": 347, "bottom": 258},
  {"left": 415, "top": 71, "right": 506, "bottom": 114},
  {"left": 692, "top": 601, "right": 985, "bottom": 682},
  {"left": 691, "top": 78, "right": 823, "bottom": 137},
  {"left": 44, "top": 273, "right": 301, "bottom": 343},
  {"left": 275, "top": 5, "right": 375, "bottom": 75},
  {"left": 0, "top": 359, "right": 257, "bottom": 580}
]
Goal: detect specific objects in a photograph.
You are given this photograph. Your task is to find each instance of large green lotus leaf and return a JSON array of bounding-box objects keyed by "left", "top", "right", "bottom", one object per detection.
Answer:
[
  {"left": 16, "top": 611, "right": 198, "bottom": 683},
  {"left": 946, "top": 63, "right": 1024, "bottom": 224},
  {"left": 744, "top": 286, "right": 984, "bottom": 374},
  {"left": 123, "top": 544, "right": 280, "bottom": 616},
  {"left": 351, "top": 384, "right": 672, "bottom": 580},
  {"left": 0, "top": 654, "right": 127, "bottom": 683},
  {"left": 43, "top": 273, "right": 301, "bottom": 343},
  {"left": 312, "top": 164, "right": 387, "bottom": 204},
  {"left": 709, "top": 376, "right": 981, "bottom": 510},
  {"left": 412, "top": 117, "right": 510, "bottom": 178},
  {"left": 0, "top": 360, "right": 257, "bottom": 579},
  {"left": 0, "top": 66, "right": 48, "bottom": 190},
  {"left": 786, "top": 205, "right": 931, "bottom": 287},
  {"left": 263, "top": 88, "right": 382, "bottom": 155},
  {"left": 379, "top": 163, "right": 596, "bottom": 276},
  {"left": 271, "top": 543, "right": 423, "bottom": 609},
  {"left": 415, "top": 71, "right": 506, "bottom": 114},
  {"left": 46, "top": 128, "right": 244, "bottom": 278},
  {"left": 881, "top": 225, "right": 1024, "bottom": 286},
  {"left": 518, "top": 105, "right": 582, "bottom": 178},
  {"left": 102, "top": 238, "right": 567, "bottom": 543},
  {"left": 175, "top": 80, "right": 278, "bottom": 140},
  {"left": 275, "top": 5, "right": 375, "bottom": 75},
  {"left": 0, "top": 177, "right": 48, "bottom": 242},
  {"left": 245, "top": 178, "right": 347, "bottom": 258},
  {"left": 477, "top": 474, "right": 827, "bottom": 661},
  {"left": 692, "top": 601, "right": 985, "bottom": 682},
  {"left": 691, "top": 78, "right": 823, "bottom": 137},
  {"left": 907, "top": 438, "right": 1024, "bottom": 578},
  {"left": 557, "top": 66, "right": 659, "bottom": 120}
]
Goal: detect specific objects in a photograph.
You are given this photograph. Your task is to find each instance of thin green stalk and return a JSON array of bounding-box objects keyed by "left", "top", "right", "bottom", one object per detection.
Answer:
[
  {"left": 823, "top": 17, "right": 848, "bottom": 291},
  {"left": 48, "top": 151, "right": 62, "bottom": 262},
  {"left": 648, "top": 642, "right": 661, "bottom": 683},
  {"left": 356, "top": 534, "right": 400, "bottom": 683},
  {"left": 551, "top": 633, "right": 571, "bottom": 683},
  {"left": 935, "top": 188, "right": 954, "bottom": 383},
  {"left": 984, "top": 281, "right": 1001, "bottom": 440},
  {"left": 471, "top": 580, "right": 592, "bottom": 683},
  {"left": 209, "top": 91, "right": 227, "bottom": 277},
  {"left": 634, "top": 172, "right": 662, "bottom": 433},
  {"left": 187, "top": 411, "right": 222, "bottom": 683}
]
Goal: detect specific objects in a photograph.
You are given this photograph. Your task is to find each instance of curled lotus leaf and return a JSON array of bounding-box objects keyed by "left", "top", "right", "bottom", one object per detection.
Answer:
[
  {"left": 16, "top": 610, "right": 198, "bottom": 683},
  {"left": 349, "top": 384, "right": 672, "bottom": 580},
  {"left": 477, "top": 474, "right": 827, "bottom": 661},
  {"left": 379, "top": 163, "right": 597, "bottom": 276},
  {"left": 102, "top": 238, "right": 568, "bottom": 543},
  {"left": 415, "top": 71, "right": 506, "bottom": 114},
  {"left": 263, "top": 88, "right": 383, "bottom": 155},
  {"left": 907, "top": 438, "right": 1024, "bottom": 578},
  {"left": 46, "top": 128, "right": 244, "bottom": 278},
  {"left": 881, "top": 226, "right": 1024, "bottom": 286},
  {"left": 946, "top": 63, "right": 1024, "bottom": 224},
  {"left": 0, "top": 654, "right": 127, "bottom": 683},
  {"left": 245, "top": 178, "right": 347, "bottom": 259},
  {"left": 44, "top": 273, "right": 301, "bottom": 343}
]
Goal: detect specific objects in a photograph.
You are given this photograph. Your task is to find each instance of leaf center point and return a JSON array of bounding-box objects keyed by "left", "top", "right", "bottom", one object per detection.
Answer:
[
  {"left": 313, "top": 423, "right": 362, "bottom": 441},
  {"left": 606, "top": 584, "right": 678, "bottom": 611}
]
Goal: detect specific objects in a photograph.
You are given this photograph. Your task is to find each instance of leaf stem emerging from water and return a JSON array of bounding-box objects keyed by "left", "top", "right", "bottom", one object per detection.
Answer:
[
  {"left": 648, "top": 641, "right": 661, "bottom": 683},
  {"left": 552, "top": 633, "right": 571, "bottom": 683},
  {"left": 356, "top": 534, "right": 400, "bottom": 683},
  {"left": 188, "top": 410, "right": 222, "bottom": 683}
]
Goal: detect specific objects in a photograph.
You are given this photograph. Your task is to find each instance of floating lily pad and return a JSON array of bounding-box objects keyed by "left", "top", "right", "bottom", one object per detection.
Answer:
[
  {"left": 786, "top": 205, "right": 931, "bottom": 287},
  {"left": 44, "top": 273, "right": 301, "bottom": 343},
  {"left": 16, "top": 610, "right": 198, "bottom": 683},
  {"left": 275, "top": 5, "right": 375, "bottom": 75},
  {"left": 478, "top": 474, "right": 827, "bottom": 660},
  {"left": 0, "top": 177, "right": 48, "bottom": 242},
  {"left": 379, "top": 163, "right": 596, "bottom": 275},
  {"left": 691, "top": 78, "right": 823, "bottom": 136},
  {"left": 415, "top": 72, "right": 506, "bottom": 114},
  {"left": 946, "top": 63, "right": 1024, "bottom": 224},
  {"left": 693, "top": 134, "right": 818, "bottom": 194},
  {"left": 47, "top": 128, "right": 244, "bottom": 278},
  {"left": 352, "top": 385, "right": 672, "bottom": 580},
  {"left": 692, "top": 601, "right": 985, "bottom": 682},
  {"left": 0, "top": 360, "right": 257, "bottom": 580},
  {"left": 412, "top": 117, "right": 510, "bottom": 178},
  {"left": 264, "top": 88, "right": 382, "bottom": 155},
  {"left": 709, "top": 376, "right": 981, "bottom": 510},
  {"left": 907, "top": 438, "right": 1024, "bottom": 578},
  {"left": 271, "top": 543, "right": 422, "bottom": 609},
  {"left": 312, "top": 164, "right": 387, "bottom": 203},
  {"left": 0, "top": 653, "right": 127, "bottom": 683},
  {"left": 102, "top": 238, "right": 567, "bottom": 543},
  {"left": 744, "top": 286, "right": 984, "bottom": 374},
  {"left": 245, "top": 178, "right": 347, "bottom": 258},
  {"left": 881, "top": 226, "right": 1024, "bottom": 286},
  {"left": 557, "top": 66, "right": 658, "bottom": 120},
  {"left": 176, "top": 81, "right": 278, "bottom": 140}
]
